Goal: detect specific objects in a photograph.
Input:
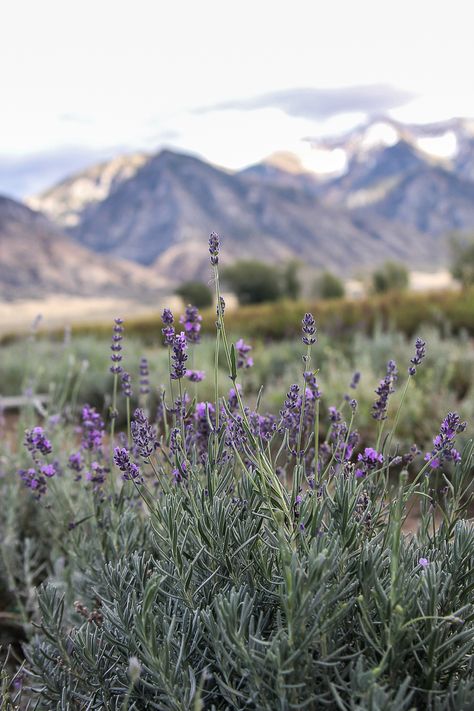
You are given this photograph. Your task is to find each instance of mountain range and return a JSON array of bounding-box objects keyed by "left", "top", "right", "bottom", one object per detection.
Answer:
[{"left": 3, "top": 116, "right": 474, "bottom": 298}]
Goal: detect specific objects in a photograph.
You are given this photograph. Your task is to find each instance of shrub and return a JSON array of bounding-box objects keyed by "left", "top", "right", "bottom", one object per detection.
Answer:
[
  {"left": 372, "top": 261, "right": 409, "bottom": 294},
  {"left": 2, "top": 233, "right": 474, "bottom": 709},
  {"left": 450, "top": 235, "right": 474, "bottom": 288},
  {"left": 175, "top": 280, "right": 213, "bottom": 308},
  {"left": 313, "top": 270, "right": 345, "bottom": 299},
  {"left": 222, "top": 260, "right": 282, "bottom": 304}
]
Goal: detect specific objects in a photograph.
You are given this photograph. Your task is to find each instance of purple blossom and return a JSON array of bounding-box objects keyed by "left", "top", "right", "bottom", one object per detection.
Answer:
[
  {"left": 40, "top": 463, "right": 56, "bottom": 478},
  {"left": 419, "top": 557, "right": 429, "bottom": 568},
  {"left": 209, "top": 232, "right": 220, "bottom": 265},
  {"left": 68, "top": 451, "right": 84, "bottom": 472},
  {"left": 304, "top": 371, "right": 322, "bottom": 400},
  {"left": 19, "top": 468, "right": 47, "bottom": 497},
  {"left": 110, "top": 317, "right": 124, "bottom": 375},
  {"left": 172, "top": 460, "right": 187, "bottom": 484},
  {"left": 161, "top": 308, "right": 175, "bottom": 346},
  {"left": 171, "top": 332, "right": 188, "bottom": 380},
  {"left": 139, "top": 357, "right": 150, "bottom": 395},
  {"left": 131, "top": 408, "right": 157, "bottom": 458},
  {"left": 409, "top": 337, "right": 427, "bottom": 376},
  {"left": 372, "top": 360, "right": 398, "bottom": 421},
  {"left": 350, "top": 371, "right": 361, "bottom": 389},
  {"left": 84, "top": 461, "right": 108, "bottom": 491},
  {"left": 302, "top": 313, "right": 317, "bottom": 346},
  {"left": 355, "top": 447, "right": 384, "bottom": 478},
  {"left": 121, "top": 371, "right": 132, "bottom": 398},
  {"left": 25, "top": 427, "right": 52, "bottom": 456},
  {"left": 81, "top": 405, "right": 104, "bottom": 451},
  {"left": 425, "top": 412, "right": 467, "bottom": 469},
  {"left": 113, "top": 447, "right": 140, "bottom": 480},
  {"left": 235, "top": 338, "right": 253, "bottom": 369},
  {"left": 186, "top": 369, "right": 205, "bottom": 382},
  {"left": 180, "top": 305, "right": 202, "bottom": 344}
]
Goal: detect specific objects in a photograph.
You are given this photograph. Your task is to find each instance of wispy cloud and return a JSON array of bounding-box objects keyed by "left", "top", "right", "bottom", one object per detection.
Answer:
[
  {"left": 199, "top": 85, "right": 416, "bottom": 120},
  {"left": 0, "top": 146, "right": 126, "bottom": 199}
]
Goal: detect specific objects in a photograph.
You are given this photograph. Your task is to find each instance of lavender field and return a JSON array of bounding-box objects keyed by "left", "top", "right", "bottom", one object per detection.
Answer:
[{"left": 1, "top": 235, "right": 474, "bottom": 709}]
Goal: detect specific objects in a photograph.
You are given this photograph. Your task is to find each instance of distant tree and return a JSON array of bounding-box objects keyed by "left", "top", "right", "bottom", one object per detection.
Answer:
[
  {"left": 372, "top": 261, "right": 409, "bottom": 294},
  {"left": 175, "top": 281, "right": 213, "bottom": 308},
  {"left": 281, "top": 261, "right": 301, "bottom": 300},
  {"left": 313, "top": 271, "right": 345, "bottom": 300},
  {"left": 450, "top": 236, "right": 474, "bottom": 288},
  {"left": 222, "top": 261, "right": 282, "bottom": 304}
]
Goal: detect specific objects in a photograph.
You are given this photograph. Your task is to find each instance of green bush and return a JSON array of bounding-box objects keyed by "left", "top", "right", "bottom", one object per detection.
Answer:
[
  {"left": 222, "top": 260, "right": 283, "bottom": 304},
  {"left": 175, "top": 281, "right": 213, "bottom": 308},
  {"left": 372, "top": 261, "right": 409, "bottom": 294},
  {"left": 313, "top": 271, "right": 345, "bottom": 299},
  {"left": 450, "top": 236, "right": 474, "bottom": 289}
]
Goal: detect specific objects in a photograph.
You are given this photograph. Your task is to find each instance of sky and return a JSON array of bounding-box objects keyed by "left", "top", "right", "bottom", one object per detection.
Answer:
[{"left": 1, "top": 0, "right": 474, "bottom": 197}]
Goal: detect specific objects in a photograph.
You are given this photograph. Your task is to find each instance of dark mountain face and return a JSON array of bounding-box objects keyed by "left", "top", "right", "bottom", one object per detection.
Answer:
[
  {"left": 0, "top": 196, "right": 168, "bottom": 300},
  {"left": 60, "top": 149, "right": 446, "bottom": 280}
]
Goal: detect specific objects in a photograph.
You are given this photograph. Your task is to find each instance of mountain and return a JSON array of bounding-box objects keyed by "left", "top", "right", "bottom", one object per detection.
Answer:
[
  {"left": 28, "top": 117, "right": 474, "bottom": 283},
  {"left": 27, "top": 152, "right": 149, "bottom": 227},
  {"left": 27, "top": 146, "right": 449, "bottom": 281},
  {"left": 0, "top": 195, "right": 168, "bottom": 300}
]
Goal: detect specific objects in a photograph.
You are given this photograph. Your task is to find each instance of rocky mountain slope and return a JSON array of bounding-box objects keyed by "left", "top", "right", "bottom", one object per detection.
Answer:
[
  {"left": 0, "top": 196, "right": 168, "bottom": 300},
  {"left": 26, "top": 117, "right": 474, "bottom": 282}
]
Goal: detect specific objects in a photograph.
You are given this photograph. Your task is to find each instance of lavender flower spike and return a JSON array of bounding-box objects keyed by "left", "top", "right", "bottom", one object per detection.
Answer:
[
  {"left": 425, "top": 411, "right": 467, "bottom": 469},
  {"left": 209, "top": 232, "right": 220, "bottom": 265},
  {"left": 161, "top": 308, "right": 175, "bottom": 346},
  {"left": 180, "top": 305, "right": 202, "bottom": 344},
  {"left": 409, "top": 337, "right": 427, "bottom": 375},
  {"left": 171, "top": 331, "right": 188, "bottom": 380},
  {"left": 110, "top": 317, "right": 124, "bottom": 375},
  {"left": 114, "top": 447, "right": 140, "bottom": 480},
  {"left": 302, "top": 313, "right": 317, "bottom": 346},
  {"left": 372, "top": 360, "right": 398, "bottom": 421},
  {"left": 131, "top": 408, "right": 157, "bottom": 458}
]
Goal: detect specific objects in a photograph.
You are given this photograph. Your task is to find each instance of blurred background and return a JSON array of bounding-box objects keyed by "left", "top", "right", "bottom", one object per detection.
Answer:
[
  {"left": 1, "top": 0, "right": 474, "bottom": 329},
  {"left": 1, "top": 0, "right": 474, "bottom": 442}
]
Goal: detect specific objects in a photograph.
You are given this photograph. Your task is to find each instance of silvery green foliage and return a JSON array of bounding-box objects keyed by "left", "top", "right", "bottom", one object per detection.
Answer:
[{"left": 24, "top": 445, "right": 474, "bottom": 710}]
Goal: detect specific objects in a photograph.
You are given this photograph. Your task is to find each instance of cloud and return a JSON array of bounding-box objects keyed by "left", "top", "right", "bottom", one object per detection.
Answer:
[
  {"left": 0, "top": 146, "right": 128, "bottom": 199},
  {"left": 199, "top": 84, "right": 416, "bottom": 121}
]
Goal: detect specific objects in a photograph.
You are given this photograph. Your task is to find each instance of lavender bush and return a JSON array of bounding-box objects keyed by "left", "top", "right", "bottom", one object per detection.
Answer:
[{"left": 1, "top": 234, "right": 474, "bottom": 709}]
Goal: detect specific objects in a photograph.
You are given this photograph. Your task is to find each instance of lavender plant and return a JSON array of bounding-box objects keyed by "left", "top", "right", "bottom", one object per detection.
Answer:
[{"left": 3, "top": 235, "right": 474, "bottom": 709}]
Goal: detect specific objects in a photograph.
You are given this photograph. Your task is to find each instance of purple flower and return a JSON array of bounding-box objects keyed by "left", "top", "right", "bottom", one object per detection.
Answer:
[
  {"left": 110, "top": 317, "right": 124, "bottom": 375},
  {"left": 139, "top": 357, "right": 150, "bottom": 395},
  {"left": 113, "top": 447, "right": 140, "bottom": 480},
  {"left": 235, "top": 338, "right": 253, "bottom": 369},
  {"left": 372, "top": 360, "right": 398, "bottom": 421},
  {"left": 131, "top": 408, "right": 157, "bottom": 458},
  {"left": 40, "top": 463, "right": 56, "bottom": 478},
  {"left": 419, "top": 557, "right": 429, "bottom": 568},
  {"left": 355, "top": 447, "right": 384, "bottom": 478},
  {"left": 171, "top": 331, "right": 188, "bottom": 380},
  {"left": 121, "top": 371, "right": 132, "bottom": 398},
  {"left": 186, "top": 369, "right": 205, "bottom": 382},
  {"left": 180, "top": 305, "right": 202, "bottom": 344},
  {"left": 350, "top": 371, "right": 361, "bottom": 389},
  {"left": 19, "top": 467, "right": 47, "bottom": 497},
  {"left": 68, "top": 451, "right": 84, "bottom": 472},
  {"left": 302, "top": 313, "right": 317, "bottom": 346},
  {"left": 425, "top": 412, "right": 467, "bottom": 469},
  {"left": 209, "top": 232, "right": 220, "bottom": 265},
  {"left": 81, "top": 405, "right": 104, "bottom": 451},
  {"left": 25, "top": 427, "right": 52, "bottom": 456},
  {"left": 409, "top": 337, "right": 427, "bottom": 375},
  {"left": 304, "top": 371, "right": 322, "bottom": 400},
  {"left": 85, "top": 461, "right": 108, "bottom": 493},
  {"left": 161, "top": 308, "right": 175, "bottom": 346}
]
